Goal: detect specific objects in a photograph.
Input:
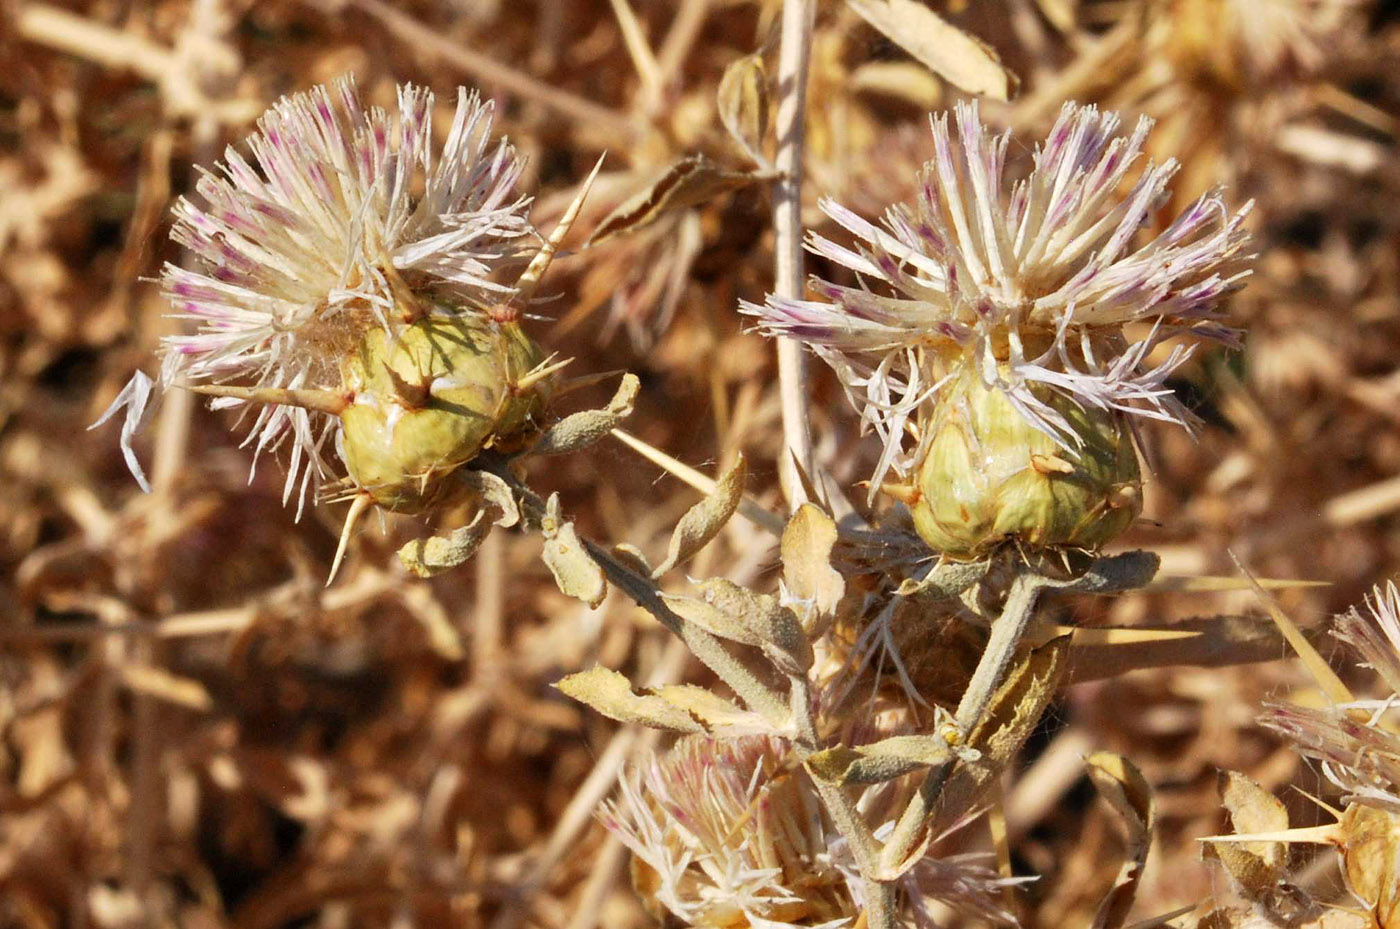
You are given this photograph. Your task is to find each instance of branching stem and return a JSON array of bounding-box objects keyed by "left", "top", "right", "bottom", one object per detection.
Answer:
[{"left": 879, "top": 570, "right": 1046, "bottom": 876}]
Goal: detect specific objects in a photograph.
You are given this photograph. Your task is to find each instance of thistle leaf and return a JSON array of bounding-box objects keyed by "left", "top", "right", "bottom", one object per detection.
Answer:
[
  {"left": 693, "top": 578, "right": 813, "bottom": 674},
  {"left": 540, "top": 494, "right": 607, "bottom": 608},
  {"left": 807, "top": 734, "right": 959, "bottom": 786},
  {"left": 398, "top": 511, "right": 492, "bottom": 578},
  {"left": 653, "top": 685, "right": 776, "bottom": 737},
  {"left": 461, "top": 469, "right": 520, "bottom": 528},
  {"left": 532, "top": 373, "right": 640, "bottom": 456},
  {"left": 717, "top": 50, "right": 769, "bottom": 166},
  {"left": 651, "top": 455, "right": 747, "bottom": 578},
  {"left": 1205, "top": 771, "right": 1290, "bottom": 899},
  {"left": 555, "top": 667, "right": 703, "bottom": 733},
  {"left": 1087, "top": 752, "right": 1155, "bottom": 929},
  {"left": 780, "top": 504, "right": 844, "bottom": 623}
]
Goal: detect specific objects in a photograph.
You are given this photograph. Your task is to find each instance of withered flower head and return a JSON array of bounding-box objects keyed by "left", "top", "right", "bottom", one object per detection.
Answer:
[
  {"left": 95, "top": 77, "right": 539, "bottom": 512},
  {"left": 602, "top": 735, "right": 1018, "bottom": 927}
]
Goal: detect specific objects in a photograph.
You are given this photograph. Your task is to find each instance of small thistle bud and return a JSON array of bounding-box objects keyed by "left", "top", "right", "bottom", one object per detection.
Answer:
[{"left": 911, "top": 365, "right": 1141, "bottom": 556}]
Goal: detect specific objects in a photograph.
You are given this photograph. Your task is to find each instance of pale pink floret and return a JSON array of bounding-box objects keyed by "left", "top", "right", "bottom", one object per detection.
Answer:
[
  {"left": 93, "top": 78, "right": 534, "bottom": 512},
  {"left": 743, "top": 102, "right": 1254, "bottom": 492}
]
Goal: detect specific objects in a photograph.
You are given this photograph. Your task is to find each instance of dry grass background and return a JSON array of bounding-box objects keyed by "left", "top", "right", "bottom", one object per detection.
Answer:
[{"left": 2, "top": 0, "right": 1399, "bottom": 926}]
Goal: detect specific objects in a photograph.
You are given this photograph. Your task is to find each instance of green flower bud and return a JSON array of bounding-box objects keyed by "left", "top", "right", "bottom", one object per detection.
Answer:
[
  {"left": 339, "top": 316, "right": 549, "bottom": 511},
  {"left": 911, "top": 369, "right": 1142, "bottom": 557}
]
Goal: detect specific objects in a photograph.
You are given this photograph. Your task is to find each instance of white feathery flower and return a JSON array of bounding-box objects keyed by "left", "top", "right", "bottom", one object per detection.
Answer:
[
  {"left": 1263, "top": 581, "right": 1400, "bottom": 812},
  {"left": 92, "top": 77, "right": 534, "bottom": 511},
  {"left": 744, "top": 102, "right": 1253, "bottom": 490}
]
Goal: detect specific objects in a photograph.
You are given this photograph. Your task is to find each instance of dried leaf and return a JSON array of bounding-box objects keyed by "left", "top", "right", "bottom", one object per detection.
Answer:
[
  {"left": 651, "top": 455, "right": 746, "bottom": 578},
  {"left": 555, "top": 667, "right": 703, "bottom": 733},
  {"left": 119, "top": 664, "right": 214, "bottom": 711},
  {"left": 586, "top": 156, "right": 765, "bottom": 246},
  {"left": 1087, "top": 752, "right": 1155, "bottom": 929},
  {"left": 807, "top": 734, "right": 959, "bottom": 785},
  {"left": 1205, "top": 771, "right": 1290, "bottom": 899},
  {"left": 1033, "top": 0, "right": 1076, "bottom": 32},
  {"left": 1341, "top": 805, "right": 1400, "bottom": 929},
  {"left": 849, "top": 60, "right": 943, "bottom": 108},
  {"left": 781, "top": 503, "right": 844, "bottom": 623},
  {"left": 934, "top": 635, "right": 1071, "bottom": 835},
  {"left": 532, "top": 373, "right": 640, "bottom": 456},
  {"left": 717, "top": 51, "right": 769, "bottom": 165},
  {"left": 846, "top": 0, "right": 1019, "bottom": 101}
]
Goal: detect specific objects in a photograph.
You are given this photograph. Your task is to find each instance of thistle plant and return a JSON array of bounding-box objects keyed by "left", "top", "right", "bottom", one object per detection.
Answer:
[
  {"left": 92, "top": 78, "right": 602, "bottom": 581},
  {"left": 87, "top": 71, "right": 1268, "bottom": 929}
]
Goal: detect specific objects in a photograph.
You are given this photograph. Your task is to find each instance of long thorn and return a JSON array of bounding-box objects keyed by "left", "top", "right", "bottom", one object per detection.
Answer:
[
  {"left": 513, "top": 355, "right": 574, "bottom": 393},
  {"left": 515, "top": 155, "right": 606, "bottom": 305},
  {"left": 328, "top": 493, "right": 374, "bottom": 586},
  {"left": 183, "top": 383, "right": 348, "bottom": 415},
  {"left": 1197, "top": 823, "right": 1345, "bottom": 845}
]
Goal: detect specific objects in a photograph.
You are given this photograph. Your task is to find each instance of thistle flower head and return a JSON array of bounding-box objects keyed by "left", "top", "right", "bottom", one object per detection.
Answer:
[
  {"left": 602, "top": 735, "right": 1020, "bottom": 927},
  {"left": 744, "top": 102, "right": 1254, "bottom": 493},
  {"left": 1263, "top": 581, "right": 1400, "bottom": 812},
  {"left": 96, "top": 77, "right": 536, "bottom": 509}
]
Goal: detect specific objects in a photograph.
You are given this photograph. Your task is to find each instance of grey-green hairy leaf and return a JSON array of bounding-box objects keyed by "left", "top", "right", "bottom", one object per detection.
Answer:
[
  {"left": 555, "top": 667, "right": 702, "bottom": 732},
  {"left": 651, "top": 455, "right": 746, "bottom": 578},
  {"left": 398, "top": 512, "right": 492, "bottom": 578},
  {"left": 541, "top": 494, "right": 607, "bottom": 608},
  {"left": 694, "top": 578, "right": 812, "bottom": 674},
  {"left": 532, "top": 373, "right": 640, "bottom": 456},
  {"left": 807, "top": 734, "right": 959, "bottom": 785}
]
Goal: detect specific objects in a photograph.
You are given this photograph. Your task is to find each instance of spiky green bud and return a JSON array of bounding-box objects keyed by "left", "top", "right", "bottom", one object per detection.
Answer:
[
  {"left": 911, "top": 370, "right": 1142, "bottom": 557},
  {"left": 339, "top": 316, "right": 548, "bottom": 512}
]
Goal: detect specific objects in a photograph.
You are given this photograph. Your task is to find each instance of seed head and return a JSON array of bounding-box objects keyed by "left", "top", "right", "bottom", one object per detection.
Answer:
[{"left": 744, "top": 102, "right": 1254, "bottom": 495}]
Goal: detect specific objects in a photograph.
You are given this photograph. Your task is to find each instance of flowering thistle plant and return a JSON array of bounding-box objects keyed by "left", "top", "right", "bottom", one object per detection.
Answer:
[
  {"left": 745, "top": 102, "right": 1254, "bottom": 555},
  {"left": 93, "top": 78, "right": 602, "bottom": 578}
]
